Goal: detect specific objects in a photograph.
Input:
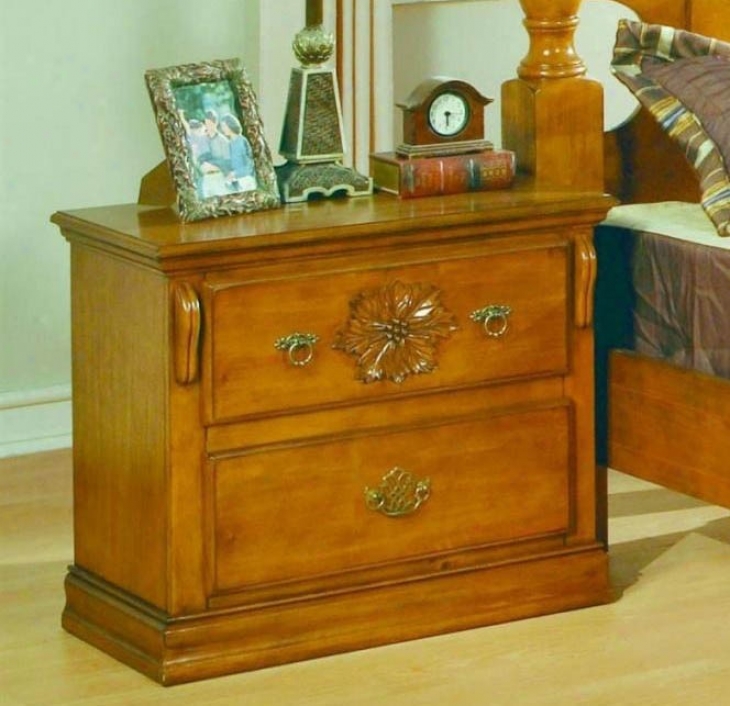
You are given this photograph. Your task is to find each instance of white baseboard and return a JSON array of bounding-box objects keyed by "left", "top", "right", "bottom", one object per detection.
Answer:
[{"left": 0, "top": 385, "right": 72, "bottom": 458}]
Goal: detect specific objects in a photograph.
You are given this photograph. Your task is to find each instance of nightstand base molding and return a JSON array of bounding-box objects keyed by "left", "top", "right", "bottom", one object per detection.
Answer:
[{"left": 63, "top": 548, "right": 609, "bottom": 686}]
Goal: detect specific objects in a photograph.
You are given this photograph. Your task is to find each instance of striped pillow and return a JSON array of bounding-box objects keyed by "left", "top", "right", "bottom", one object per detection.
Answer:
[{"left": 612, "top": 20, "right": 730, "bottom": 236}]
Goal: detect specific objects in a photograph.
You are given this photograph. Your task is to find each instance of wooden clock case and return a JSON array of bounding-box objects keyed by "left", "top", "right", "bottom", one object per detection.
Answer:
[{"left": 397, "top": 77, "right": 493, "bottom": 151}]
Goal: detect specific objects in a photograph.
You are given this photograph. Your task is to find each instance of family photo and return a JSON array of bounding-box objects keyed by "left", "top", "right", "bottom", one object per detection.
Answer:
[{"left": 175, "top": 80, "right": 258, "bottom": 200}]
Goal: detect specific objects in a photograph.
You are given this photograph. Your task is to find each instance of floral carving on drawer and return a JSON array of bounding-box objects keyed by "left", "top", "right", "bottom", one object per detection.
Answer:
[{"left": 333, "top": 280, "right": 458, "bottom": 383}]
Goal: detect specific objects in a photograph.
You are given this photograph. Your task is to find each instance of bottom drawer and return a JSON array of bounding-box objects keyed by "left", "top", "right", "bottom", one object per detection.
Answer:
[{"left": 209, "top": 403, "right": 572, "bottom": 600}]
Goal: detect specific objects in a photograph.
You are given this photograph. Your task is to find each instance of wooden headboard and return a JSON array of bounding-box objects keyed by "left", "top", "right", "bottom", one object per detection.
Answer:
[{"left": 604, "top": 0, "right": 730, "bottom": 203}]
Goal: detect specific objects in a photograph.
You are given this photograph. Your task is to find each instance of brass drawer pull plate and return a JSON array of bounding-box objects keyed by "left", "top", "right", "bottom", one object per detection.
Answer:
[
  {"left": 365, "top": 468, "right": 431, "bottom": 517},
  {"left": 275, "top": 332, "right": 320, "bottom": 367},
  {"left": 470, "top": 304, "right": 512, "bottom": 338}
]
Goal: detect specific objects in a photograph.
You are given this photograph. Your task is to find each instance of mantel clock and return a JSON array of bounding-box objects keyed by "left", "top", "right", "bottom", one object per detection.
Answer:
[{"left": 397, "top": 77, "right": 494, "bottom": 158}]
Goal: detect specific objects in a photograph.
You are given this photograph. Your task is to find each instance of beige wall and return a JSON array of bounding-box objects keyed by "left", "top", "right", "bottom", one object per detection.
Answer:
[{"left": 0, "top": 0, "right": 303, "bottom": 456}]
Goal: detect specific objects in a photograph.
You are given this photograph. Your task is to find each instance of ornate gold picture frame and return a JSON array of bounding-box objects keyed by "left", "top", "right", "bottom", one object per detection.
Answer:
[{"left": 145, "top": 59, "right": 280, "bottom": 222}]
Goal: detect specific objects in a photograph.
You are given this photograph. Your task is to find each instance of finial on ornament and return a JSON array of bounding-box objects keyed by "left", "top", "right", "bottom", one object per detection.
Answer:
[{"left": 294, "top": 0, "right": 334, "bottom": 67}]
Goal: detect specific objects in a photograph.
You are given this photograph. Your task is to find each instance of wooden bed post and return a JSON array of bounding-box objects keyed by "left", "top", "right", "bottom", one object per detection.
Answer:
[{"left": 502, "top": 0, "right": 604, "bottom": 190}]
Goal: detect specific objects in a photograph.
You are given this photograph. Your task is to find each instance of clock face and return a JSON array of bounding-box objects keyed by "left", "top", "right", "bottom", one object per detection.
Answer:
[{"left": 427, "top": 92, "right": 469, "bottom": 137}]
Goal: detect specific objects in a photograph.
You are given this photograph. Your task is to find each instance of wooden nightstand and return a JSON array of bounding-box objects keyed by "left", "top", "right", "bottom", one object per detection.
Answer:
[{"left": 52, "top": 182, "right": 614, "bottom": 685}]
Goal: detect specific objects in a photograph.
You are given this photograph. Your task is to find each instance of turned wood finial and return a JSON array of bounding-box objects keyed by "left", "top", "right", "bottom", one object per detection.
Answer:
[
  {"left": 502, "top": 0, "right": 603, "bottom": 189},
  {"left": 517, "top": 0, "right": 585, "bottom": 80}
]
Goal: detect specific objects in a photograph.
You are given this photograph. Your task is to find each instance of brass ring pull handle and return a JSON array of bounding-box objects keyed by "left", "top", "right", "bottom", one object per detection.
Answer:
[
  {"left": 470, "top": 304, "right": 512, "bottom": 338},
  {"left": 274, "top": 332, "right": 320, "bottom": 367},
  {"left": 364, "top": 468, "right": 431, "bottom": 518}
]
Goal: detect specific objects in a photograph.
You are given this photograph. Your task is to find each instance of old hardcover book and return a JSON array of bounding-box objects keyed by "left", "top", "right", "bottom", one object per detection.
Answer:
[{"left": 370, "top": 149, "right": 516, "bottom": 199}]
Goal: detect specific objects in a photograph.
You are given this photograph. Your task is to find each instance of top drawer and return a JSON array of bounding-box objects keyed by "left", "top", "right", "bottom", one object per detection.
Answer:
[{"left": 202, "top": 244, "right": 568, "bottom": 423}]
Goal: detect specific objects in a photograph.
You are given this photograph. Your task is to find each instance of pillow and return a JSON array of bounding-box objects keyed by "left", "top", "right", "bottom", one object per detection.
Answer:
[{"left": 611, "top": 20, "right": 730, "bottom": 236}]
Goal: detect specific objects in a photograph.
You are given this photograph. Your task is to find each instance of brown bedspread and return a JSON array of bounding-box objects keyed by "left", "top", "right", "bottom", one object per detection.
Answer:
[{"left": 631, "top": 229, "right": 730, "bottom": 378}]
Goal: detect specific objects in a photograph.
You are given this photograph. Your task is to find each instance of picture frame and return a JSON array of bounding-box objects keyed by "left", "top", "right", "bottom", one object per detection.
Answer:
[{"left": 145, "top": 58, "right": 280, "bottom": 222}]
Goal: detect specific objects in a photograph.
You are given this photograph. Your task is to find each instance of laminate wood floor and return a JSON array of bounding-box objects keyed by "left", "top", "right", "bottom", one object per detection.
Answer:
[{"left": 3, "top": 449, "right": 730, "bottom": 704}]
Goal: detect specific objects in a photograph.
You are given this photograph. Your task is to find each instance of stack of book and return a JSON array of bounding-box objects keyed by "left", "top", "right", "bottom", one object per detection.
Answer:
[{"left": 369, "top": 148, "right": 516, "bottom": 199}]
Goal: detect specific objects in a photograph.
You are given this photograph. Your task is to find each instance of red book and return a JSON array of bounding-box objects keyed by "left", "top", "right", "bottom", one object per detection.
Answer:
[{"left": 369, "top": 149, "right": 515, "bottom": 199}]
